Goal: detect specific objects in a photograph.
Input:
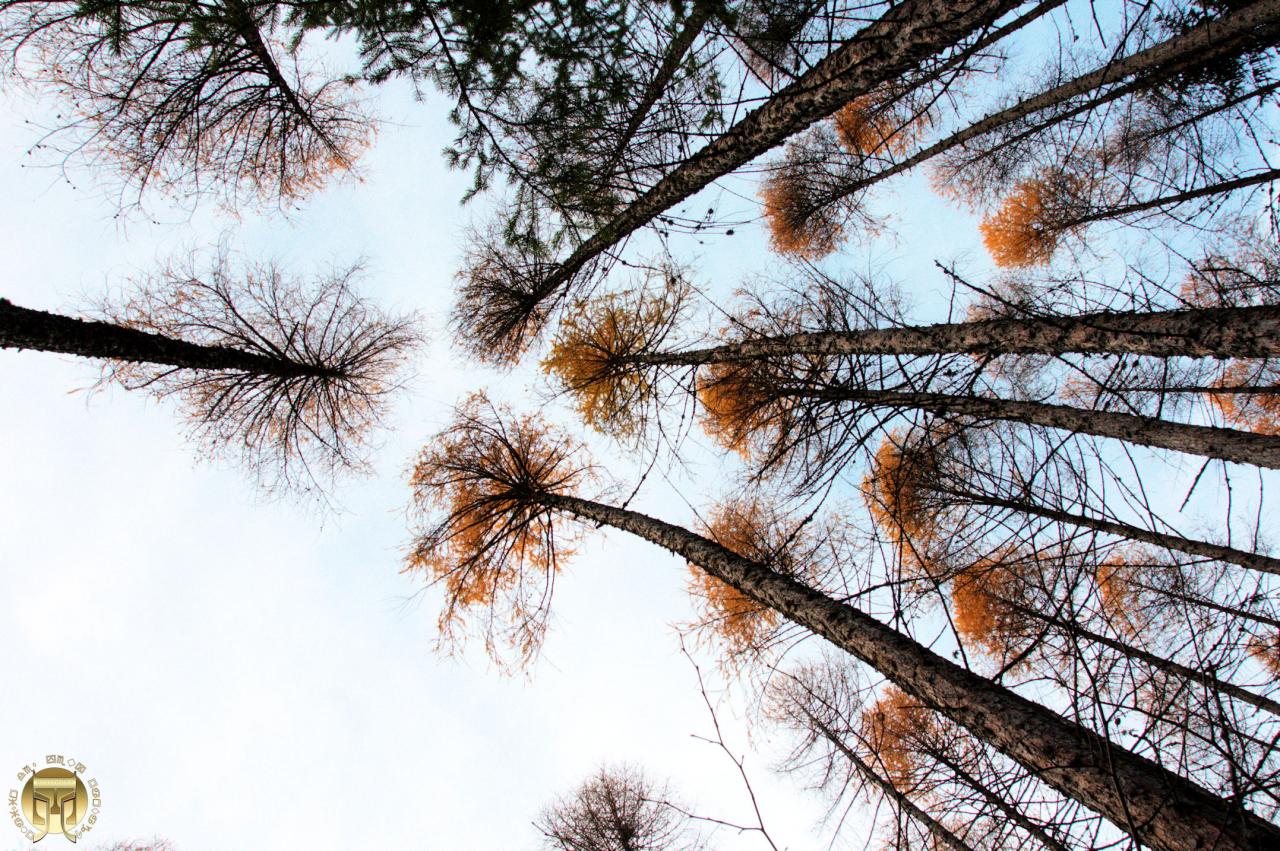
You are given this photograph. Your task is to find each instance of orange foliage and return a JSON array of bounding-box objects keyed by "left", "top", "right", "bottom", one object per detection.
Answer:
[
  {"left": 1207, "top": 361, "right": 1280, "bottom": 435},
  {"left": 687, "top": 499, "right": 794, "bottom": 660},
  {"left": 862, "top": 434, "right": 941, "bottom": 572},
  {"left": 760, "top": 167, "right": 844, "bottom": 259},
  {"left": 979, "top": 172, "right": 1085, "bottom": 268},
  {"left": 406, "top": 394, "right": 590, "bottom": 662},
  {"left": 697, "top": 361, "right": 787, "bottom": 458},
  {"left": 833, "top": 96, "right": 925, "bottom": 157},
  {"left": 1094, "top": 553, "right": 1150, "bottom": 639},
  {"left": 860, "top": 687, "right": 936, "bottom": 789},
  {"left": 1248, "top": 632, "right": 1280, "bottom": 679},
  {"left": 950, "top": 553, "right": 1034, "bottom": 665},
  {"left": 542, "top": 285, "right": 682, "bottom": 438}
]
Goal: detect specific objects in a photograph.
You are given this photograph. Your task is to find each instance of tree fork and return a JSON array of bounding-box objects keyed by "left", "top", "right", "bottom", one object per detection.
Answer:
[{"left": 542, "top": 492, "right": 1280, "bottom": 851}]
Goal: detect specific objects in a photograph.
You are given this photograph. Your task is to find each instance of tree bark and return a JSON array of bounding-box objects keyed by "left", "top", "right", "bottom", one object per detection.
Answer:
[
  {"left": 600, "top": 0, "right": 716, "bottom": 181},
  {"left": 541, "top": 492, "right": 1280, "bottom": 851},
  {"left": 1002, "top": 598, "right": 1280, "bottom": 717},
  {"left": 637, "top": 304, "right": 1280, "bottom": 363},
  {"left": 523, "top": 0, "right": 1026, "bottom": 311},
  {"left": 925, "top": 746, "right": 1070, "bottom": 851},
  {"left": 935, "top": 483, "right": 1280, "bottom": 578},
  {"left": 0, "top": 297, "right": 326, "bottom": 377},
  {"left": 804, "top": 385, "right": 1280, "bottom": 468},
  {"left": 800, "top": 0, "right": 1280, "bottom": 212},
  {"left": 1061, "top": 167, "right": 1280, "bottom": 230},
  {"left": 796, "top": 704, "right": 978, "bottom": 851}
]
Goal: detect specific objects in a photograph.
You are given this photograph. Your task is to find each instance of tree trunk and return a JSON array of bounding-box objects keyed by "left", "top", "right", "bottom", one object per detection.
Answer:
[
  {"left": 638, "top": 304, "right": 1280, "bottom": 363},
  {"left": 541, "top": 492, "right": 1280, "bottom": 851},
  {"left": 1062, "top": 167, "right": 1280, "bottom": 230},
  {"left": 1003, "top": 598, "right": 1280, "bottom": 717},
  {"left": 805, "top": 385, "right": 1280, "bottom": 468},
  {"left": 935, "top": 483, "right": 1280, "bottom": 577},
  {"left": 0, "top": 297, "right": 326, "bottom": 377},
  {"left": 796, "top": 704, "right": 977, "bottom": 851},
  {"left": 600, "top": 0, "right": 716, "bottom": 181},
  {"left": 524, "top": 0, "right": 1026, "bottom": 308},
  {"left": 925, "top": 746, "right": 1070, "bottom": 851},
  {"left": 801, "top": 0, "right": 1280, "bottom": 212}
]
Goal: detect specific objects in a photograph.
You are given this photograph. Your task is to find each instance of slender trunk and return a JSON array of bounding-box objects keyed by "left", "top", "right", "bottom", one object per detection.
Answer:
[
  {"left": 600, "top": 0, "right": 716, "bottom": 181},
  {"left": 636, "top": 304, "right": 1280, "bottom": 363},
  {"left": 925, "top": 746, "right": 1070, "bottom": 851},
  {"left": 935, "top": 483, "right": 1280, "bottom": 577},
  {"left": 804, "top": 385, "right": 1280, "bottom": 468},
  {"left": 1003, "top": 598, "right": 1280, "bottom": 716},
  {"left": 800, "top": 0, "right": 1280, "bottom": 213},
  {"left": 1062, "top": 167, "right": 1280, "bottom": 230},
  {"left": 221, "top": 0, "right": 346, "bottom": 158},
  {"left": 525, "top": 0, "right": 1025, "bottom": 307},
  {"left": 797, "top": 706, "right": 977, "bottom": 851},
  {"left": 1125, "top": 580, "right": 1280, "bottom": 631},
  {"left": 541, "top": 492, "right": 1280, "bottom": 851},
  {"left": 0, "top": 297, "right": 325, "bottom": 378}
]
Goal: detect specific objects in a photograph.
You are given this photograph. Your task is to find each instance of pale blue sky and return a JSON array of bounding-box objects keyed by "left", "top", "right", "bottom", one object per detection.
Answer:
[{"left": 2, "top": 5, "right": 1262, "bottom": 848}]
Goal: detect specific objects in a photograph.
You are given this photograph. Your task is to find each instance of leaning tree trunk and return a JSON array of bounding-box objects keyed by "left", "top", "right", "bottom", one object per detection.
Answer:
[
  {"left": 540, "top": 492, "right": 1280, "bottom": 851},
  {"left": 1000, "top": 597, "right": 1280, "bottom": 717},
  {"left": 796, "top": 0, "right": 1280, "bottom": 216},
  {"left": 934, "top": 483, "right": 1280, "bottom": 577},
  {"left": 504, "top": 0, "right": 1026, "bottom": 329},
  {"left": 803, "top": 385, "right": 1280, "bottom": 468},
  {"left": 1058, "top": 167, "right": 1280, "bottom": 231},
  {"left": 599, "top": 0, "right": 716, "bottom": 181},
  {"left": 923, "top": 744, "right": 1071, "bottom": 851},
  {"left": 796, "top": 704, "right": 977, "bottom": 851},
  {"left": 0, "top": 297, "right": 328, "bottom": 378},
  {"left": 635, "top": 304, "right": 1280, "bottom": 363}
]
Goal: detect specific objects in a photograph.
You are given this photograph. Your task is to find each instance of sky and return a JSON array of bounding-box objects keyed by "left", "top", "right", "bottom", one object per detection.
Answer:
[
  {"left": 0, "top": 52, "right": 869, "bottom": 851},
  {"left": 0, "top": 4, "right": 1248, "bottom": 849}
]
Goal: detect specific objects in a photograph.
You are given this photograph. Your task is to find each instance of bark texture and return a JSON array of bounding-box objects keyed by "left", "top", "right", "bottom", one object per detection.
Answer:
[
  {"left": 529, "top": 0, "right": 1025, "bottom": 306},
  {"left": 938, "top": 485, "right": 1280, "bottom": 577},
  {"left": 544, "top": 492, "right": 1280, "bottom": 851},
  {"left": 0, "top": 297, "right": 327, "bottom": 377},
  {"left": 642, "top": 304, "right": 1280, "bottom": 363},
  {"left": 810, "top": 386, "right": 1280, "bottom": 468}
]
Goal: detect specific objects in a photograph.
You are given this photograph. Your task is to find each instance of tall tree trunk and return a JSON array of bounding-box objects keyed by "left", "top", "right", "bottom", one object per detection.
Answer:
[
  {"left": 1000, "top": 597, "right": 1280, "bottom": 716},
  {"left": 599, "top": 0, "right": 716, "bottom": 181},
  {"left": 802, "top": 385, "right": 1280, "bottom": 468},
  {"left": 0, "top": 297, "right": 329, "bottom": 378},
  {"left": 636, "top": 304, "right": 1280, "bottom": 363},
  {"left": 540, "top": 492, "right": 1280, "bottom": 851},
  {"left": 934, "top": 482, "right": 1280, "bottom": 577},
  {"left": 1061, "top": 167, "right": 1280, "bottom": 230},
  {"left": 793, "top": 701, "right": 978, "bottom": 851},
  {"left": 799, "top": 0, "right": 1280, "bottom": 214},
  {"left": 924, "top": 746, "right": 1071, "bottom": 851},
  {"left": 518, "top": 0, "right": 1027, "bottom": 319}
]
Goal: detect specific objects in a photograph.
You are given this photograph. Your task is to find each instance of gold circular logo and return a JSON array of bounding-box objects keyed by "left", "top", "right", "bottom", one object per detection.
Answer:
[
  {"left": 22, "top": 768, "right": 88, "bottom": 840},
  {"left": 8, "top": 757, "right": 101, "bottom": 843}
]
